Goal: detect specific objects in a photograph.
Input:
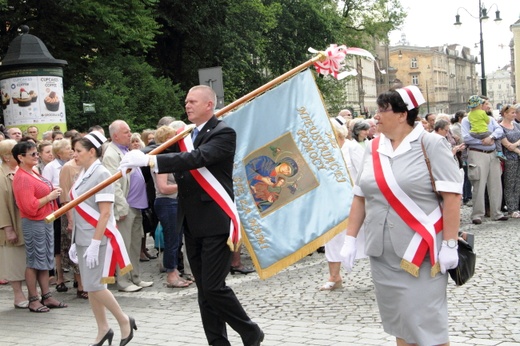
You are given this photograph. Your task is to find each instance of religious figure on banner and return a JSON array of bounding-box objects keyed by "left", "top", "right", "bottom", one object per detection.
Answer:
[{"left": 244, "top": 133, "right": 318, "bottom": 215}]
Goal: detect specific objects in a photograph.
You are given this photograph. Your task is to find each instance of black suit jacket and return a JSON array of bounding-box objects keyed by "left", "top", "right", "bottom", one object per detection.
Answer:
[{"left": 156, "top": 116, "right": 236, "bottom": 238}]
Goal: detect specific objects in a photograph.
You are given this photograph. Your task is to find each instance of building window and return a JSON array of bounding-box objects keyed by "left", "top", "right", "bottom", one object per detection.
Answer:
[
  {"left": 411, "top": 58, "right": 418, "bottom": 68},
  {"left": 412, "top": 75, "right": 419, "bottom": 85}
]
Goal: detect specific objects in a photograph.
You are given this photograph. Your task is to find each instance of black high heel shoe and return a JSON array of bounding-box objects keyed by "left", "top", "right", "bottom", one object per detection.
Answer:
[
  {"left": 230, "top": 265, "right": 255, "bottom": 275},
  {"left": 120, "top": 317, "right": 137, "bottom": 346},
  {"left": 89, "top": 329, "right": 114, "bottom": 346}
]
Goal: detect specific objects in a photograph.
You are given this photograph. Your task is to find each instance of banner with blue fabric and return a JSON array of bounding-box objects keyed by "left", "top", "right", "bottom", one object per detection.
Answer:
[{"left": 222, "top": 69, "right": 354, "bottom": 279}]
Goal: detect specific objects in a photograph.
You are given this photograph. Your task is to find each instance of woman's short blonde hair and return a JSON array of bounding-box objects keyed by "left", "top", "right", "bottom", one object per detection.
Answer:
[
  {"left": 52, "top": 138, "right": 71, "bottom": 157},
  {"left": 0, "top": 139, "right": 17, "bottom": 158},
  {"left": 155, "top": 125, "right": 176, "bottom": 145},
  {"left": 130, "top": 133, "right": 145, "bottom": 149}
]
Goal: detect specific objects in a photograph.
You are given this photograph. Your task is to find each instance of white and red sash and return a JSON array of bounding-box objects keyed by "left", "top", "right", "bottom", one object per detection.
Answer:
[
  {"left": 71, "top": 166, "right": 132, "bottom": 284},
  {"left": 178, "top": 127, "right": 241, "bottom": 252},
  {"left": 372, "top": 137, "right": 442, "bottom": 277}
]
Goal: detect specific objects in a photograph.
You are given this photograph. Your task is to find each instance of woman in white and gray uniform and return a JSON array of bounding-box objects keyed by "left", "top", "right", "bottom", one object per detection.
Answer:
[
  {"left": 340, "top": 86, "right": 462, "bottom": 346},
  {"left": 69, "top": 132, "right": 137, "bottom": 346}
]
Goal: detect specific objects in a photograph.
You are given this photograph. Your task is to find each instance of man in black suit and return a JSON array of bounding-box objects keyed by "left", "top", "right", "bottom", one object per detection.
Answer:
[{"left": 120, "top": 85, "right": 263, "bottom": 346}]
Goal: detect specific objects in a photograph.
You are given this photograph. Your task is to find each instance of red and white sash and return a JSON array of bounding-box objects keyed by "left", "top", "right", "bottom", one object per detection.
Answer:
[
  {"left": 178, "top": 128, "right": 241, "bottom": 252},
  {"left": 71, "top": 167, "right": 132, "bottom": 284},
  {"left": 372, "top": 137, "right": 442, "bottom": 277}
]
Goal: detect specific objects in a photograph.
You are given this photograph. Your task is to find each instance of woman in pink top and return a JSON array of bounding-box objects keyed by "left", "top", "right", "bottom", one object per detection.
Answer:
[{"left": 12, "top": 141, "right": 66, "bottom": 313}]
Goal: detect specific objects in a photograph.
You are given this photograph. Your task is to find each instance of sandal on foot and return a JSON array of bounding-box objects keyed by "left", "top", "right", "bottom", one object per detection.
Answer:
[
  {"left": 41, "top": 292, "right": 68, "bottom": 308},
  {"left": 56, "top": 282, "right": 68, "bottom": 292},
  {"left": 28, "top": 296, "right": 50, "bottom": 313},
  {"left": 76, "top": 290, "right": 89, "bottom": 299},
  {"left": 319, "top": 281, "right": 343, "bottom": 291},
  {"left": 511, "top": 211, "right": 520, "bottom": 218},
  {"left": 166, "top": 278, "right": 191, "bottom": 288},
  {"left": 14, "top": 300, "right": 29, "bottom": 309}
]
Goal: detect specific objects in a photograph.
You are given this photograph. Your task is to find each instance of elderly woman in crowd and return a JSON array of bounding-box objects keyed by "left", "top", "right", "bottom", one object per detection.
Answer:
[
  {"left": 0, "top": 139, "right": 28, "bottom": 308},
  {"left": 69, "top": 132, "right": 136, "bottom": 346},
  {"left": 351, "top": 120, "right": 370, "bottom": 149},
  {"left": 42, "top": 138, "right": 73, "bottom": 292},
  {"left": 434, "top": 119, "right": 465, "bottom": 158},
  {"left": 340, "top": 85, "right": 461, "bottom": 345},
  {"left": 12, "top": 141, "right": 66, "bottom": 312}
]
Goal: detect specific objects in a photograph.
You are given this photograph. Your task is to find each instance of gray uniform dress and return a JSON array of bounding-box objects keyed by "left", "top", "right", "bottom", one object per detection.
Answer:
[
  {"left": 71, "top": 161, "right": 115, "bottom": 292},
  {"left": 354, "top": 125, "right": 462, "bottom": 345}
]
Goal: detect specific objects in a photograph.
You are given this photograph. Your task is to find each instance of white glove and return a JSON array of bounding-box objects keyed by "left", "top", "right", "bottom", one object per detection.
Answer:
[
  {"left": 119, "top": 150, "right": 149, "bottom": 176},
  {"left": 340, "top": 235, "right": 357, "bottom": 273},
  {"left": 439, "top": 244, "right": 459, "bottom": 274},
  {"left": 83, "top": 239, "right": 101, "bottom": 269},
  {"left": 68, "top": 243, "right": 78, "bottom": 264}
]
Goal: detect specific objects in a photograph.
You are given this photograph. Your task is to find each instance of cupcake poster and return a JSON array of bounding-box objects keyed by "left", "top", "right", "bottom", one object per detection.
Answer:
[
  {"left": 0, "top": 76, "right": 41, "bottom": 124},
  {"left": 0, "top": 73, "right": 66, "bottom": 129}
]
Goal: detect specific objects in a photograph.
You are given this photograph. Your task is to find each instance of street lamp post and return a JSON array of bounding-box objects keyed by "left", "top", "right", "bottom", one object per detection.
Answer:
[{"left": 454, "top": 0, "right": 502, "bottom": 96}]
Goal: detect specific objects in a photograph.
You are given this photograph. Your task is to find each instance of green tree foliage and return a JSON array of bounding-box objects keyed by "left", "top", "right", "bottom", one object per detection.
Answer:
[
  {"left": 1, "top": 0, "right": 405, "bottom": 128},
  {"left": 0, "top": 0, "right": 183, "bottom": 132}
]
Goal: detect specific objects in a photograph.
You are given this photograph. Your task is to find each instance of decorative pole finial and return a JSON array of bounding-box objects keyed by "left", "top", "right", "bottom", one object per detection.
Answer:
[{"left": 18, "top": 25, "right": 30, "bottom": 35}]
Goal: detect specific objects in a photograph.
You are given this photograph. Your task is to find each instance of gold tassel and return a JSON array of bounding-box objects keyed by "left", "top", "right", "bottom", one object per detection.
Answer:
[
  {"left": 119, "top": 264, "right": 134, "bottom": 277},
  {"left": 400, "top": 259, "right": 420, "bottom": 277},
  {"left": 100, "top": 276, "right": 116, "bottom": 285},
  {"left": 430, "top": 262, "right": 440, "bottom": 277},
  {"left": 227, "top": 238, "right": 242, "bottom": 252}
]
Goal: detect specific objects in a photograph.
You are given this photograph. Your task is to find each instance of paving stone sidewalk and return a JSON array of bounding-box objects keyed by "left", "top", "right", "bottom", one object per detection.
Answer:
[{"left": 1, "top": 205, "right": 520, "bottom": 345}]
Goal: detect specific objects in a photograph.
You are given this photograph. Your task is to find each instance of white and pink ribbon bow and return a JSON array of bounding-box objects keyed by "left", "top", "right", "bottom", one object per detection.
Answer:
[{"left": 309, "top": 44, "right": 386, "bottom": 80}]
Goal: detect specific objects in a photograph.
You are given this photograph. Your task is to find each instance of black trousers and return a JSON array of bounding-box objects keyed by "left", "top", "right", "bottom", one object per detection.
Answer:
[{"left": 184, "top": 228, "right": 260, "bottom": 346}]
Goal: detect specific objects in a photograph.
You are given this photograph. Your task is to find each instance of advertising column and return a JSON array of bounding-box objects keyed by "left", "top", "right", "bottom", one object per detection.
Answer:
[{"left": 0, "top": 26, "right": 67, "bottom": 140}]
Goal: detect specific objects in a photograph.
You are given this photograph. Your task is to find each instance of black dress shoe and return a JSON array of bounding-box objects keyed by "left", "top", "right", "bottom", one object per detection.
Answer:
[
  {"left": 472, "top": 219, "right": 482, "bottom": 225},
  {"left": 230, "top": 265, "right": 255, "bottom": 275},
  {"left": 120, "top": 316, "right": 137, "bottom": 346},
  {"left": 248, "top": 330, "right": 264, "bottom": 346},
  {"left": 495, "top": 216, "right": 508, "bottom": 221},
  {"left": 89, "top": 329, "right": 114, "bottom": 346}
]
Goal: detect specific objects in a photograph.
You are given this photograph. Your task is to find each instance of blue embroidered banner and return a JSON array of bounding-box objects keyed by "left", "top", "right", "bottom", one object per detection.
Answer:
[{"left": 222, "top": 69, "right": 353, "bottom": 279}]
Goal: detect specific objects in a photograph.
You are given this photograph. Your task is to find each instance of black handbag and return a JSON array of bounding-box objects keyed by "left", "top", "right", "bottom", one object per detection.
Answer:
[
  {"left": 421, "top": 138, "right": 476, "bottom": 286},
  {"left": 448, "top": 238, "right": 476, "bottom": 286}
]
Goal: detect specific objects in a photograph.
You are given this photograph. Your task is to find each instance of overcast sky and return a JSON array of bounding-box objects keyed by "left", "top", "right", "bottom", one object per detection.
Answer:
[{"left": 388, "top": 0, "right": 519, "bottom": 74}]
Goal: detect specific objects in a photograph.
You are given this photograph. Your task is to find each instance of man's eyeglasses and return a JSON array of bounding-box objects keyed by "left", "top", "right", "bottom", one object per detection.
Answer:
[{"left": 22, "top": 152, "right": 39, "bottom": 157}]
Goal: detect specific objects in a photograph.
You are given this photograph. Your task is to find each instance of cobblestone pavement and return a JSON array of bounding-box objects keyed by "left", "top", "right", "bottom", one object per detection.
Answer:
[{"left": 1, "top": 205, "right": 520, "bottom": 345}]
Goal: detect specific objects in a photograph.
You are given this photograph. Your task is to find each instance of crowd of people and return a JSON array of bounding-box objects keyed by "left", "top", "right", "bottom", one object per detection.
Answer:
[{"left": 1, "top": 89, "right": 519, "bottom": 345}]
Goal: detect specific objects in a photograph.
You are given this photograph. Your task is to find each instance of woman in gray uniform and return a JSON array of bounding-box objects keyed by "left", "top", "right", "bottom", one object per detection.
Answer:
[
  {"left": 340, "top": 86, "right": 462, "bottom": 345},
  {"left": 69, "top": 132, "right": 136, "bottom": 346}
]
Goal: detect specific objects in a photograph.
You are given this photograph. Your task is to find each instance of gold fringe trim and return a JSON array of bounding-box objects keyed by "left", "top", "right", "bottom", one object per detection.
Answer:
[
  {"left": 430, "top": 262, "right": 440, "bottom": 277},
  {"left": 100, "top": 276, "right": 116, "bottom": 285},
  {"left": 242, "top": 217, "right": 349, "bottom": 280},
  {"left": 227, "top": 238, "right": 242, "bottom": 252},
  {"left": 400, "top": 259, "right": 420, "bottom": 277},
  {"left": 119, "top": 264, "right": 134, "bottom": 277}
]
